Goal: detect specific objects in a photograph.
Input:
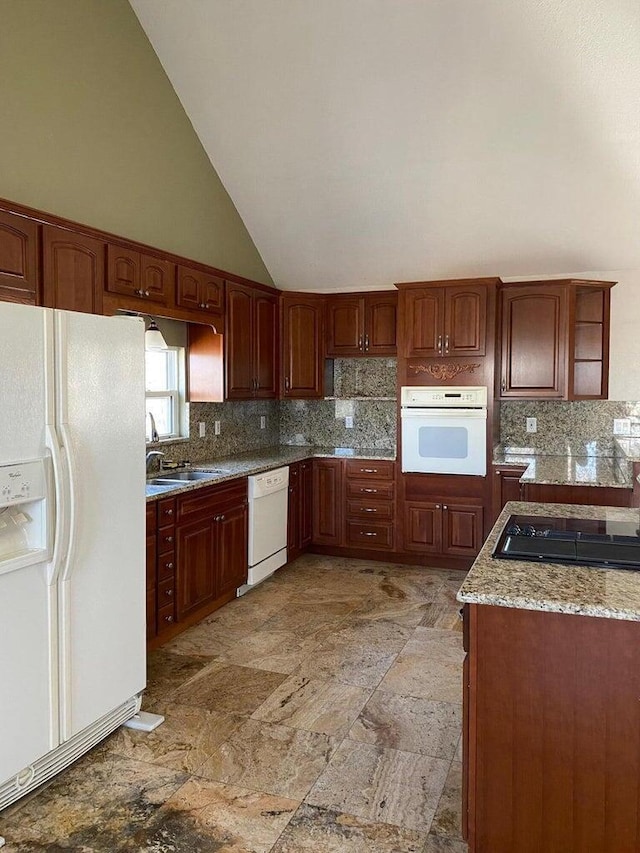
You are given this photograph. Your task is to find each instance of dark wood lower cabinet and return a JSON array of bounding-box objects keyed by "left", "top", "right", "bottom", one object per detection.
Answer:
[
  {"left": 287, "top": 459, "right": 316, "bottom": 561},
  {"left": 523, "top": 482, "right": 632, "bottom": 507},
  {"left": 312, "top": 458, "right": 344, "bottom": 545},
  {"left": 403, "top": 499, "right": 483, "bottom": 559},
  {"left": 146, "top": 479, "right": 247, "bottom": 648},
  {"left": 464, "top": 603, "right": 640, "bottom": 852}
]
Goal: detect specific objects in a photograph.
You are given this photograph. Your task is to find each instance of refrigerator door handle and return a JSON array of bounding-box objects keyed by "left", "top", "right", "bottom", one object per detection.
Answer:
[
  {"left": 58, "top": 423, "right": 78, "bottom": 583},
  {"left": 45, "top": 424, "right": 69, "bottom": 586}
]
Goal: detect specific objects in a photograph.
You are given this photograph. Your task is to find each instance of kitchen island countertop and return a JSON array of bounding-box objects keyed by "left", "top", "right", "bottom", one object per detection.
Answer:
[
  {"left": 146, "top": 445, "right": 395, "bottom": 501},
  {"left": 457, "top": 500, "right": 640, "bottom": 622}
]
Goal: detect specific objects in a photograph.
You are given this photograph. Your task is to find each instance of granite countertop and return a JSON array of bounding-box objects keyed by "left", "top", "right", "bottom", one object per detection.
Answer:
[
  {"left": 493, "top": 446, "right": 632, "bottom": 489},
  {"left": 146, "top": 445, "right": 395, "bottom": 501},
  {"left": 457, "top": 500, "right": 640, "bottom": 622}
]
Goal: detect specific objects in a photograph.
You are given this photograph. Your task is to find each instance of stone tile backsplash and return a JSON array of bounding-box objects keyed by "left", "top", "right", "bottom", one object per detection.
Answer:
[
  {"left": 279, "top": 399, "right": 396, "bottom": 449},
  {"left": 499, "top": 400, "right": 640, "bottom": 455},
  {"left": 332, "top": 358, "right": 396, "bottom": 398}
]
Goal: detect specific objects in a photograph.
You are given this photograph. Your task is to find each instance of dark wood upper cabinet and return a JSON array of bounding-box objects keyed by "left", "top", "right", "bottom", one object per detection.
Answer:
[
  {"left": 281, "top": 293, "right": 325, "bottom": 398},
  {"left": 42, "top": 225, "right": 104, "bottom": 314},
  {"left": 0, "top": 210, "right": 39, "bottom": 305},
  {"left": 106, "top": 244, "right": 174, "bottom": 307},
  {"left": 326, "top": 292, "right": 397, "bottom": 357},
  {"left": 177, "top": 265, "right": 224, "bottom": 315},
  {"left": 498, "top": 279, "right": 614, "bottom": 400},
  {"left": 225, "top": 282, "right": 278, "bottom": 400},
  {"left": 399, "top": 281, "right": 488, "bottom": 358}
]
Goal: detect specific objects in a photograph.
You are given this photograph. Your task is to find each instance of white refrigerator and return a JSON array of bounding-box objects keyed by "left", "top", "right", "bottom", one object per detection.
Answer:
[{"left": 0, "top": 303, "right": 146, "bottom": 811}]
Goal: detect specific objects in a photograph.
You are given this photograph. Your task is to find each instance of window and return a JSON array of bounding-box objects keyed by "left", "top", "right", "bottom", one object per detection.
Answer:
[{"left": 145, "top": 347, "right": 184, "bottom": 440}]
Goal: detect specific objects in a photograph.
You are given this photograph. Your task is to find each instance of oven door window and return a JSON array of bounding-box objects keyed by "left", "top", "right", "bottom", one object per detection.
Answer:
[{"left": 418, "top": 426, "right": 468, "bottom": 459}]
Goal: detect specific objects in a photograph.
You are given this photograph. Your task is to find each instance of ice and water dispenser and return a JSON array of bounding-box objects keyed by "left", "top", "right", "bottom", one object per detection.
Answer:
[{"left": 0, "top": 460, "right": 48, "bottom": 571}]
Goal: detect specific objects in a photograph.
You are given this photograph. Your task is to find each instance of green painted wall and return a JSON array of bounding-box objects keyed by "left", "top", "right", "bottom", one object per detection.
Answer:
[{"left": 0, "top": 0, "right": 273, "bottom": 285}]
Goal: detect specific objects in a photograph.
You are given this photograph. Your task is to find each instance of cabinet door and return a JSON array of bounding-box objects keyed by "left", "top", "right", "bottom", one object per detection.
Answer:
[
  {"left": 176, "top": 266, "right": 201, "bottom": 311},
  {"left": 216, "top": 502, "right": 248, "bottom": 597},
  {"left": 299, "top": 460, "right": 313, "bottom": 548},
  {"left": 287, "top": 463, "right": 301, "bottom": 557},
  {"left": 326, "top": 295, "right": 363, "bottom": 356},
  {"left": 140, "top": 254, "right": 175, "bottom": 306},
  {"left": 281, "top": 294, "right": 325, "bottom": 398},
  {"left": 0, "top": 211, "right": 39, "bottom": 304},
  {"left": 364, "top": 293, "right": 397, "bottom": 355},
  {"left": 106, "top": 245, "right": 140, "bottom": 299},
  {"left": 500, "top": 285, "right": 568, "bottom": 398},
  {"left": 42, "top": 225, "right": 104, "bottom": 313},
  {"left": 442, "top": 503, "right": 483, "bottom": 556},
  {"left": 403, "top": 502, "right": 442, "bottom": 553},
  {"left": 312, "top": 459, "right": 343, "bottom": 545},
  {"left": 202, "top": 273, "right": 224, "bottom": 313},
  {"left": 254, "top": 292, "right": 278, "bottom": 398},
  {"left": 445, "top": 285, "right": 486, "bottom": 356},
  {"left": 401, "top": 287, "right": 443, "bottom": 357},
  {"left": 492, "top": 466, "right": 527, "bottom": 523},
  {"left": 176, "top": 518, "right": 216, "bottom": 620},
  {"left": 225, "top": 282, "right": 254, "bottom": 399}
]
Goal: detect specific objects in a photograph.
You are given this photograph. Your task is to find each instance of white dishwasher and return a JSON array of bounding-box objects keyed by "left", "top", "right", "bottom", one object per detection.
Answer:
[{"left": 244, "top": 466, "right": 289, "bottom": 590}]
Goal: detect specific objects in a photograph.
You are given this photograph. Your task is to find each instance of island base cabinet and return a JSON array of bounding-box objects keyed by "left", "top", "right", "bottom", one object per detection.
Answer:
[{"left": 464, "top": 603, "right": 640, "bottom": 852}]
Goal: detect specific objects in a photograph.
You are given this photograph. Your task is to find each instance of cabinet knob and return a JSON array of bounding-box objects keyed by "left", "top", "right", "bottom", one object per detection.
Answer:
[
  {"left": 145, "top": 290, "right": 150, "bottom": 297},
  {"left": 164, "top": 588, "right": 173, "bottom": 597},
  {"left": 166, "top": 562, "right": 174, "bottom": 569},
  {"left": 436, "top": 504, "right": 441, "bottom": 509},
  {"left": 164, "top": 614, "right": 174, "bottom": 623},
  {"left": 164, "top": 508, "right": 174, "bottom": 516},
  {"left": 165, "top": 535, "right": 174, "bottom": 543},
  {"left": 443, "top": 505, "right": 448, "bottom": 510},
  {"left": 134, "top": 289, "right": 141, "bottom": 296}
]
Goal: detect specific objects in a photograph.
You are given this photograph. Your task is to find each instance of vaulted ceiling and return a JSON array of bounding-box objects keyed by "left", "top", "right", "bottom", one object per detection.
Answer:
[{"left": 131, "top": 0, "right": 640, "bottom": 291}]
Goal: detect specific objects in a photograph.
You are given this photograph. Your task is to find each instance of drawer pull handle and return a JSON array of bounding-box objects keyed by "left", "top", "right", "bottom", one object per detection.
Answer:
[
  {"left": 362, "top": 507, "right": 376, "bottom": 512},
  {"left": 361, "top": 468, "right": 377, "bottom": 474},
  {"left": 362, "top": 488, "right": 377, "bottom": 493},
  {"left": 361, "top": 531, "right": 377, "bottom": 536}
]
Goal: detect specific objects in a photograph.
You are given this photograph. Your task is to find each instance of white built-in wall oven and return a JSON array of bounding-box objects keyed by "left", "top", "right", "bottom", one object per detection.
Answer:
[{"left": 400, "top": 386, "right": 488, "bottom": 476}]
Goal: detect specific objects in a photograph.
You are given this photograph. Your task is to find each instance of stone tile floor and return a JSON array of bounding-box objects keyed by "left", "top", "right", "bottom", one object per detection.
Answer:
[{"left": 0, "top": 554, "right": 469, "bottom": 852}]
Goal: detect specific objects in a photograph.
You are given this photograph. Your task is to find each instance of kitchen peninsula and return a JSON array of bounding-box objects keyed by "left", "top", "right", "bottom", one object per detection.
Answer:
[{"left": 458, "top": 500, "right": 640, "bottom": 853}]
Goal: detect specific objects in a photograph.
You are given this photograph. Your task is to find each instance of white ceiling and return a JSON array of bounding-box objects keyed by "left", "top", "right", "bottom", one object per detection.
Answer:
[{"left": 131, "top": 0, "right": 640, "bottom": 292}]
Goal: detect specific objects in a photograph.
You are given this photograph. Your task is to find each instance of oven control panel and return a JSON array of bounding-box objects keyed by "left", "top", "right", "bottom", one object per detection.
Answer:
[{"left": 400, "top": 385, "right": 488, "bottom": 408}]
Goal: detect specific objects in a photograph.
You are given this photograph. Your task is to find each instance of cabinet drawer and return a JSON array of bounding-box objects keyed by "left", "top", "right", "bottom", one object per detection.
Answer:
[
  {"left": 346, "top": 480, "right": 394, "bottom": 500},
  {"left": 158, "top": 552, "right": 176, "bottom": 583},
  {"left": 345, "top": 459, "right": 394, "bottom": 480},
  {"left": 157, "top": 577, "right": 175, "bottom": 608},
  {"left": 177, "top": 479, "right": 247, "bottom": 523},
  {"left": 346, "top": 520, "right": 394, "bottom": 549},
  {"left": 346, "top": 499, "right": 394, "bottom": 520},
  {"left": 157, "top": 601, "right": 176, "bottom": 633},
  {"left": 158, "top": 527, "right": 176, "bottom": 554},
  {"left": 157, "top": 497, "right": 176, "bottom": 525}
]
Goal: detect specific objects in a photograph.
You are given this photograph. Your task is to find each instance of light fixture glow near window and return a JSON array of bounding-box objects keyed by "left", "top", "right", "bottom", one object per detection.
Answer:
[{"left": 145, "top": 318, "right": 168, "bottom": 350}]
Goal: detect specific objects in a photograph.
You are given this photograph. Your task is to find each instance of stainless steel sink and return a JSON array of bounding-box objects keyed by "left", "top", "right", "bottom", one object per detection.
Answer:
[{"left": 155, "top": 470, "right": 227, "bottom": 482}]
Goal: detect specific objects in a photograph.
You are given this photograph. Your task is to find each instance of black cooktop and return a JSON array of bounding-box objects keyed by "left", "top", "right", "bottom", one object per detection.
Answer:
[{"left": 493, "top": 514, "right": 640, "bottom": 570}]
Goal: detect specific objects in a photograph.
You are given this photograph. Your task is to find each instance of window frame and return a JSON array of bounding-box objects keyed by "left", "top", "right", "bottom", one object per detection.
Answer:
[{"left": 145, "top": 346, "right": 185, "bottom": 441}]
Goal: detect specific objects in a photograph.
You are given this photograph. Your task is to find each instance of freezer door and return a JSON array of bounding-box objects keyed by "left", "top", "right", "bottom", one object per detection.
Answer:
[
  {"left": 0, "top": 303, "right": 58, "bottom": 780},
  {"left": 56, "top": 310, "right": 146, "bottom": 740}
]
